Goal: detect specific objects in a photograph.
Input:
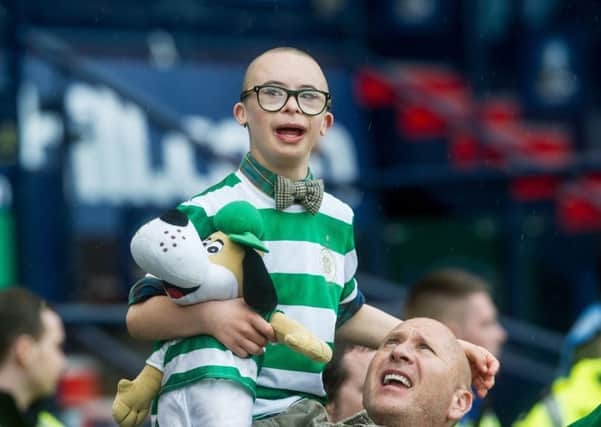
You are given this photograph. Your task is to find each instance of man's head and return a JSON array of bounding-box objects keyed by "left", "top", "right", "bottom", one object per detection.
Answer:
[
  {"left": 363, "top": 318, "right": 473, "bottom": 427},
  {"left": 0, "top": 288, "right": 66, "bottom": 410},
  {"left": 404, "top": 269, "right": 507, "bottom": 357},
  {"left": 324, "top": 344, "right": 375, "bottom": 422},
  {"left": 234, "top": 47, "right": 334, "bottom": 180}
]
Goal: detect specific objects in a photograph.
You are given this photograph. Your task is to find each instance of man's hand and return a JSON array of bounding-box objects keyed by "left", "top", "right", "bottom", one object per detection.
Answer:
[
  {"left": 204, "top": 298, "right": 275, "bottom": 357},
  {"left": 458, "top": 339, "right": 499, "bottom": 398}
]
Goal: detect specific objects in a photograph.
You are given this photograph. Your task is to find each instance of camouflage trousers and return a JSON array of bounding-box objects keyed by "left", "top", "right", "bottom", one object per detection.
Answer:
[{"left": 252, "top": 399, "right": 378, "bottom": 427}]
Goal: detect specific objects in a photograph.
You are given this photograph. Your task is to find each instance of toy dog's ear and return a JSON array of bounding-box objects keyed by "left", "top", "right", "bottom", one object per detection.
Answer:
[{"left": 242, "top": 246, "right": 277, "bottom": 315}]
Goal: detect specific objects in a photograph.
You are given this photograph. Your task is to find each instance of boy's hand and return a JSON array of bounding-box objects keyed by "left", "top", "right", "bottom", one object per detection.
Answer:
[
  {"left": 204, "top": 298, "right": 275, "bottom": 357},
  {"left": 458, "top": 339, "right": 499, "bottom": 398}
]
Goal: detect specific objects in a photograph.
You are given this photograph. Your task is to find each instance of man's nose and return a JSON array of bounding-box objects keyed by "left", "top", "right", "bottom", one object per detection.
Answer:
[{"left": 390, "top": 341, "right": 414, "bottom": 363}]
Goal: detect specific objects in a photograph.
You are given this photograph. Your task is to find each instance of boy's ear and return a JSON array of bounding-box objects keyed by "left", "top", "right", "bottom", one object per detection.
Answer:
[
  {"left": 447, "top": 388, "right": 473, "bottom": 421},
  {"left": 233, "top": 102, "right": 247, "bottom": 127},
  {"left": 319, "top": 111, "right": 334, "bottom": 136}
]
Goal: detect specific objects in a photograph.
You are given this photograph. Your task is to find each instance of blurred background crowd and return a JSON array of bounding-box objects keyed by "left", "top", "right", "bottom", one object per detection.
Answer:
[{"left": 1, "top": 0, "right": 601, "bottom": 425}]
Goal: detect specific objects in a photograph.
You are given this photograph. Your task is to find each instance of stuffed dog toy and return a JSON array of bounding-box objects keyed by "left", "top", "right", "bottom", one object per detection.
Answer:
[{"left": 112, "top": 201, "right": 332, "bottom": 427}]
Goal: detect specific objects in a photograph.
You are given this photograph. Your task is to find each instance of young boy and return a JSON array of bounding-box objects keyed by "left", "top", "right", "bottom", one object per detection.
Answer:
[{"left": 125, "top": 47, "right": 497, "bottom": 423}]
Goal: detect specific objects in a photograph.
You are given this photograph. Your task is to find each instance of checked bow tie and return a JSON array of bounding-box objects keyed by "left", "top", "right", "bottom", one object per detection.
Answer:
[{"left": 274, "top": 175, "right": 324, "bottom": 214}]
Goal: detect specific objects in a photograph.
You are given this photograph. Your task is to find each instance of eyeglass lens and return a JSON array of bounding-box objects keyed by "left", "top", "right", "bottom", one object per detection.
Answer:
[{"left": 258, "top": 86, "right": 327, "bottom": 115}]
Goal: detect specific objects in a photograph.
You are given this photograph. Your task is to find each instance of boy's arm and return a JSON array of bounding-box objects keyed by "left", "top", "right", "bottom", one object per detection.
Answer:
[
  {"left": 335, "top": 303, "right": 400, "bottom": 348},
  {"left": 126, "top": 296, "right": 275, "bottom": 357}
]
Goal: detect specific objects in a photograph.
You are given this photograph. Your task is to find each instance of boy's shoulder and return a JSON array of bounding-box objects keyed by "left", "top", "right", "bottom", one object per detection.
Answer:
[
  {"left": 192, "top": 171, "right": 242, "bottom": 199},
  {"left": 321, "top": 190, "right": 355, "bottom": 224}
]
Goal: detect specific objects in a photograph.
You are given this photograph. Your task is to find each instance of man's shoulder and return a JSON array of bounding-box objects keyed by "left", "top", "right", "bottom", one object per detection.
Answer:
[
  {"left": 0, "top": 392, "right": 32, "bottom": 427},
  {"left": 339, "top": 410, "right": 380, "bottom": 426}
]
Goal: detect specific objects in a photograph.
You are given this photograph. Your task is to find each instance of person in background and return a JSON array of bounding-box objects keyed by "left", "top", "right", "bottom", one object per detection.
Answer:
[
  {"left": 323, "top": 344, "right": 375, "bottom": 422},
  {"left": 0, "top": 287, "right": 66, "bottom": 427},
  {"left": 404, "top": 268, "right": 507, "bottom": 427},
  {"left": 513, "top": 303, "right": 601, "bottom": 427}
]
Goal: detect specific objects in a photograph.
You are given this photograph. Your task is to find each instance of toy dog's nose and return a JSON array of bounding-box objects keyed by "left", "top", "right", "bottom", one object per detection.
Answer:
[{"left": 159, "top": 209, "right": 189, "bottom": 226}]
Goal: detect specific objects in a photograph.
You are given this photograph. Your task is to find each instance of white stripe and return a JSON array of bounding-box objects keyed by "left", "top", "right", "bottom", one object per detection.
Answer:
[
  {"left": 162, "top": 347, "right": 258, "bottom": 381},
  {"left": 257, "top": 367, "right": 325, "bottom": 397},
  {"left": 264, "top": 240, "right": 345, "bottom": 286},
  {"left": 253, "top": 396, "right": 302, "bottom": 419},
  {"left": 181, "top": 173, "right": 274, "bottom": 215},
  {"left": 344, "top": 249, "right": 358, "bottom": 283},
  {"left": 182, "top": 173, "right": 355, "bottom": 223},
  {"left": 321, "top": 192, "right": 354, "bottom": 224},
  {"left": 277, "top": 305, "right": 336, "bottom": 342}
]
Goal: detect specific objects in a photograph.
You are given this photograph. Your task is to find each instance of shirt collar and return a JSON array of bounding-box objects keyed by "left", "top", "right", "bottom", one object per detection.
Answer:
[{"left": 238, "top": 152, "right": 315, "bottom": 198}]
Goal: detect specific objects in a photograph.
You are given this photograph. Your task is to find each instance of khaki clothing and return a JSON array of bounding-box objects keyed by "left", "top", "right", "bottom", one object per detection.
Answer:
[{"left": 253, "top": 399, "right": 383, "bottom": 427}]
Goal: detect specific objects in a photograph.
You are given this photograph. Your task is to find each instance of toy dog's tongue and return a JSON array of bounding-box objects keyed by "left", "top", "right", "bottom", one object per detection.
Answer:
[{"left": 164, "top": 283, "right": 200, "bottom": 300}]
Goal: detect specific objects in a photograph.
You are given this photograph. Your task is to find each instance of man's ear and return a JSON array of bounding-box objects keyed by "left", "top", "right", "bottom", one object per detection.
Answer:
[
  {"left": 13, "top": 335, "right": 35, "bottom": 367},
  {"left": 447, "top": 388, "right": 473, "bottom": 421},
  {"left": 233, "top": 102, "right": 247, "bottom": 127}
]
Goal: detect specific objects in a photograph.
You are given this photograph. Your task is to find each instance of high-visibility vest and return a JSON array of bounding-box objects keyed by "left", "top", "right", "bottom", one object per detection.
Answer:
[
  {"left": 513, "top": 358, "right": 601, "bottom": 427},
  {"left": 459, "top": 410, "right": 501, "bottom": 427},
  {"left": 567, "top": 404, "right": 601, "bottom": 427},
  {"left": 37, "top": 411, "right": 64, "bottom": 427}
]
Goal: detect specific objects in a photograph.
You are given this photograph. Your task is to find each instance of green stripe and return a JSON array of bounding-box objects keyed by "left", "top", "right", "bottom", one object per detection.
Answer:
[
  {"left": 259, "top": 209, "right": 353, "bottom": 254},
  {"left": 164, "top": 336, "right": 227, "bottom": 364},
  {"left": 179, "top": 173, "right": 242, "bottom": 238},
  {"left": 193, "top": 173, "right": 241, "bottom": 198},
  {"left": 272, "top": 273, "right": 342, "bottom": 309},
  {"left": 161, "top": 365, "right": 256, "bottom": 397},
  {"left": 263, "top": 343, "right": 332, "bottom": 373},
  {"left": 255, "top": 386, "right": 327, "bottom": 403},
  {"left": 340, "top": 278, "right": 357, "bottom": 301},
  {"left": 177, "top": 204, "right": 214, "bottom": 239}
]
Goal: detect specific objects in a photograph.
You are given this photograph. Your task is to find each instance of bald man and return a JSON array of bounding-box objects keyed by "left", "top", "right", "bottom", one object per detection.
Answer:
[{"left": 254, "top": 318, "right": 474, "bottom": 427}]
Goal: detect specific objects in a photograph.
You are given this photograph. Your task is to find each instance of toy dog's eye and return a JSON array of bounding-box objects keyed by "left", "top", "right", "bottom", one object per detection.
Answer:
[{"left": 205, "top": 240, "right": 224, "bottom": 254}]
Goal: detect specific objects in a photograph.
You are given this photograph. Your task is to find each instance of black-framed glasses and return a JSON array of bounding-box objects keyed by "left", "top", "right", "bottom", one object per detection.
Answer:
[{"left": 240, "top": 84, "right": 331, "bottom": 116}]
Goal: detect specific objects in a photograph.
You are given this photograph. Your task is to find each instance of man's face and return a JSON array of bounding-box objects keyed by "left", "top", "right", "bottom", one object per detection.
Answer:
[
  {"left": 234, "top": 50, "right": 334, "bottom": 179},
  {"left": 328, "top": 346, "right": 375, "bottom": 422},
  {"left": 363, "top": 318, "right": 471, "bottom": 427},
  {"left": 28, "top": 309, "right": 66, "bottom": 398},
  {"left": 460, "top": 292, "right": 506, "bottom": 357}
]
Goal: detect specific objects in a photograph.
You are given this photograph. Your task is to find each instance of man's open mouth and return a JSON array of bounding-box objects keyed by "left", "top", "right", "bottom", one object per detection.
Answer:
[{"left": 382, "top": 372, "right": 413, "bottom": 388}]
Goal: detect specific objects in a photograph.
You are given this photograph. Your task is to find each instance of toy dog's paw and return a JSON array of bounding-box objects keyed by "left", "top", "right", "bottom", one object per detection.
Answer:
[
  {"left": 112, "top": 379, "right": 151, "bottom": 427},
  {"left": 285, "top": 333, "right": 333, "bottom": 363}
]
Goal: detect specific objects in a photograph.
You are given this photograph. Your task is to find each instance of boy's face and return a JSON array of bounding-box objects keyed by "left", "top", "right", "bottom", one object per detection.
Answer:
[{"left": 234, "top": 50, "right": 334, "bottom": 179}]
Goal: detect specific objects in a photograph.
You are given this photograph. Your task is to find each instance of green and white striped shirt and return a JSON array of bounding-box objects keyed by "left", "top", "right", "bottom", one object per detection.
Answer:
[{"left": 130, "top": 154, "right": 364, "bottom": 419}]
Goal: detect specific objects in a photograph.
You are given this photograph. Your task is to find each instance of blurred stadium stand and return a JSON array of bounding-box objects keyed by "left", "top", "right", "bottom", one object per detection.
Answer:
[{"left": 2, "top": 0, "right": 601, "bottom": 424}]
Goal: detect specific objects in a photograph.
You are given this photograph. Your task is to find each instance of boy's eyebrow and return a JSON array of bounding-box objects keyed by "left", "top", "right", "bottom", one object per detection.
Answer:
[{"left": 260, "top": 80, "right": 320, "bottom": 90}]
